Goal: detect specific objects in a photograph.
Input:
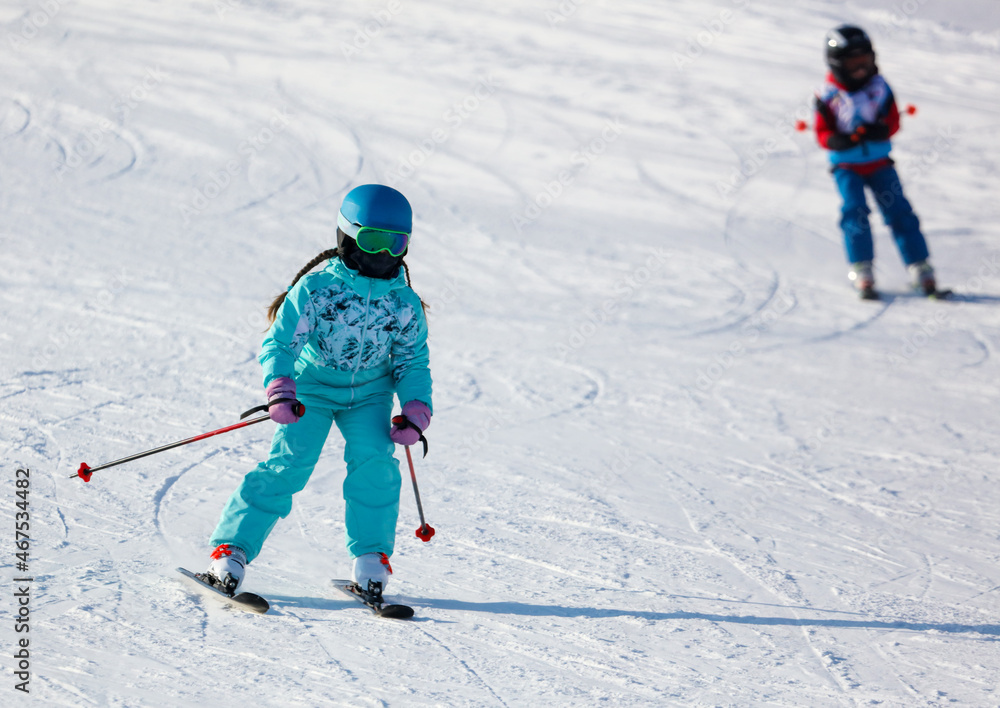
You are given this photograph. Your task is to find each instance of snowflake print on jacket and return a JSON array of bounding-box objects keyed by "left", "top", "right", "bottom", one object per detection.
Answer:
[{"left": 260, "top": 257, "right": 431, "bottom": 409}]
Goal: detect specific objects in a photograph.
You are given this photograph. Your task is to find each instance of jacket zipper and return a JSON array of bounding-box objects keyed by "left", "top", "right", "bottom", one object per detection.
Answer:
[{"left": 348, "top": 280, "right": 374, "bottom": 405}]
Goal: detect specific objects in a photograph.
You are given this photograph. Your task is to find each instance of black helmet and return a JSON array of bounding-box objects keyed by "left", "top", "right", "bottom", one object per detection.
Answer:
[{"left": 825, "top": 25, "right": 877, "bottom": 90}]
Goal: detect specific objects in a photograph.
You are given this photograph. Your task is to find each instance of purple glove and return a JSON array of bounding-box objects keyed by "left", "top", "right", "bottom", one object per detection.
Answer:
[
  {"left": 266, "top": 376, "right": 300, "bottom": 424},
  {"left": 390, "top": 400, "right": 431, "bottom": 446}
]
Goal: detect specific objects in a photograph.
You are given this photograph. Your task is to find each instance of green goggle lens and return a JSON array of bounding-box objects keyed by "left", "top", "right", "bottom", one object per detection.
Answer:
[{"left": 354, "top": 226, "right": 410, "bottom": 257}]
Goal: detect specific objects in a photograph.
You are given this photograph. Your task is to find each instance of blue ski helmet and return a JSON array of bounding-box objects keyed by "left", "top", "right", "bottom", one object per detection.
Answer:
[{"left": 339, "top": 184, "right": 412, "bottom": 233}]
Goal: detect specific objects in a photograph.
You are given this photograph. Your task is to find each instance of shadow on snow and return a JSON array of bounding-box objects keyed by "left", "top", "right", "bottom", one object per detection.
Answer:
[{"left": 414, "top": 598, "right": 1000, "bottom": 637}]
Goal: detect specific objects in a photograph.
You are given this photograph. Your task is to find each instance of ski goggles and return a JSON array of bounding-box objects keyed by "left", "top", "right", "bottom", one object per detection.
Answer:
[
  {"left": 337, "top": 212, "right": 410, "bottom": 257},
  {"left": 841, "top": 52, "right": 875, "bottom": 75}
]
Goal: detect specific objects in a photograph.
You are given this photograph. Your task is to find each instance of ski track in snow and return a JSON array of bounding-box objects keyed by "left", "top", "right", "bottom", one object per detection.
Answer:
[{"left": 3, "top": 0, "right": 1000, "bottom": 705}]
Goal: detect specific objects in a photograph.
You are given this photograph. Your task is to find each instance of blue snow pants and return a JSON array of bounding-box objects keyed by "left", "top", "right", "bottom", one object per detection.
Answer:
[
  {"left": 832, "top": 165, "right": 929, "bottom": 265},
  {"left": 210, "top": 391, "right": 401, "bottom": 562}
]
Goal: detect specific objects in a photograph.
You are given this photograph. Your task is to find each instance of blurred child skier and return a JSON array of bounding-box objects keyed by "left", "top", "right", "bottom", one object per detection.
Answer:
[
  {"left": 814, "top": 24, "right": 941, "bottom": 299},
  {"left": 204, "top": 184, "right": 433, "bottom": 603}
]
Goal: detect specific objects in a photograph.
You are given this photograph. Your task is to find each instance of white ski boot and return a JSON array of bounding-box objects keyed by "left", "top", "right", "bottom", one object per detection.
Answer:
[
  {"left": 908, "top": 260, "right": 936, "bottom": 295},
  {"left": 848, "top": 260, "right": 876, "bottom": 299},
  {"left": 207, "top": 544, "right": 247, "bottom": 595},
  {"left": 353, "top": 552, "right": 392, "bottom": 600}
]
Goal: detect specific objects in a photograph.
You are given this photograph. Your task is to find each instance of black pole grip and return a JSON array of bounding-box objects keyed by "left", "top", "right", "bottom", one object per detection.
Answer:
[
  {"left": 391, "top": 415, "right": 429, "bottom": 457},
  {"left": 240, "top": 399, "right": 306, "bottom": 420}
]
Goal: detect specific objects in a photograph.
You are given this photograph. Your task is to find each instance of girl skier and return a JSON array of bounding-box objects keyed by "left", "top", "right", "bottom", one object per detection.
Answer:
[
  {"left": 205, "top": 184, "right": 433, "bottom": 602},
  {"left": 814, "top": 24, "right": 938, "bottom": 299}
]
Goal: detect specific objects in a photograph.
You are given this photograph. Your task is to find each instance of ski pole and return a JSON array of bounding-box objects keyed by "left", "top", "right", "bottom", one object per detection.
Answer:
[
  {"left": 405, "top": 445, "right": 435, "bottom": 542},
  {"left": 795, "top": 104, "right": 917, "bottom": 132},
  {"left": 72, "top": 400, "right": 304, "bottom": 482}
]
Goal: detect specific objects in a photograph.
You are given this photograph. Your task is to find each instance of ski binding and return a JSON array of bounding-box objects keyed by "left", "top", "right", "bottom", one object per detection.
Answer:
[
  {"left": 331, "top": 579, "right": 414, "bottom": 619},
  {"left": 858, "top": 286, "right": 954, "bottom": 301},
  {"left": 177, "top": 567, "right": 270, "bottom": 614}
]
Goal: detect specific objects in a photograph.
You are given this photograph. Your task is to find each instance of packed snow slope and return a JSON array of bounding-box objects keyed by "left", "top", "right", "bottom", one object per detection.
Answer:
[{"left": 3, "top": 0, "right": 1000, "bottom": 705}]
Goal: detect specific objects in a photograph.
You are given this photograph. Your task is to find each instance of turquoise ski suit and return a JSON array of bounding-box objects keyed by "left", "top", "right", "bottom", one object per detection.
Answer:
[{"left": 210, "top": 257, "right": 432, "bottom": 562}]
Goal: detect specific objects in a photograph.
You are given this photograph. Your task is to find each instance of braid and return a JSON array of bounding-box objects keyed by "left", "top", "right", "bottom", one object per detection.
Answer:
[
  {"left": 401, "top": 259, "right": 429, "bottom": 315},
  {"left": 266, "top": 249, "right": 338, "bottom": 323}
]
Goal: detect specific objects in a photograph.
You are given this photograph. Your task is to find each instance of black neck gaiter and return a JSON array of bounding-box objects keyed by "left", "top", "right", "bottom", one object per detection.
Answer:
[{"left": 337, "top": 232, "right": 404, "bottom": 279}]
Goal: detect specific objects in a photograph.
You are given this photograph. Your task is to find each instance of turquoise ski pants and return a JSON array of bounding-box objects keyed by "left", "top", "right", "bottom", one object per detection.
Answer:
[{"left": 210, "top": 392, "right": 401, "bottom": 562}]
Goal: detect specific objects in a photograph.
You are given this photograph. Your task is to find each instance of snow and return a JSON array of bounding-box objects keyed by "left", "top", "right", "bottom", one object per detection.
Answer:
[{"left": 3, "top": 0, "right": 1000, "bottom": 705}]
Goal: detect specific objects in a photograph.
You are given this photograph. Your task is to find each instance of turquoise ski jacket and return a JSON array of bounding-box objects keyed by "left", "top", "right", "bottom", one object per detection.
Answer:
[{"left": 259, "top": 257, "right": 432, "bottom": 411}]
